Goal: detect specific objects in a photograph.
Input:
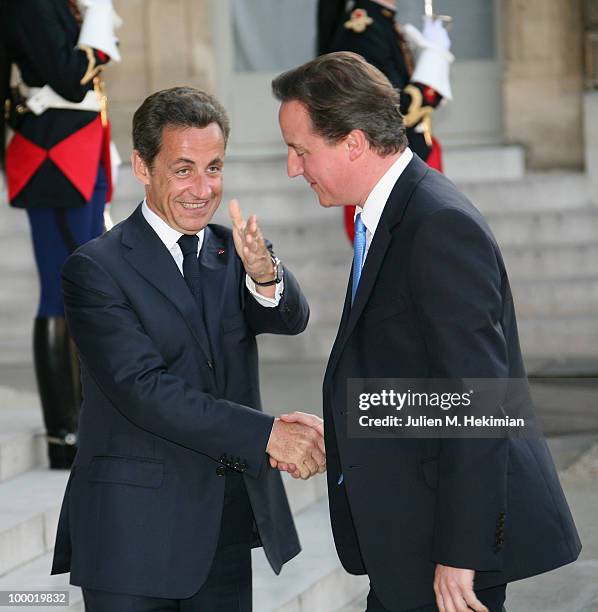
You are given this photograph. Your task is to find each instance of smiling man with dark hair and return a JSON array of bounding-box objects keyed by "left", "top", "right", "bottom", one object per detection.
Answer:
[{"left": 50, "top": 86, "right": 325, "bottom": 612}]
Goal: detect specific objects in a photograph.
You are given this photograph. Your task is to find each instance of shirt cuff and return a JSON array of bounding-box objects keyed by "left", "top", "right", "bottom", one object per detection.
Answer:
[{"left": 245, "top": 274, "right": 284, "bottom": 307}]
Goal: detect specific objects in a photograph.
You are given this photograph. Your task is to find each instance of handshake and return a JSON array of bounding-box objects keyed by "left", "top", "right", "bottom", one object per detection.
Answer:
[{"left": 266, "top": 412, "right": 326, "bottom": 480}]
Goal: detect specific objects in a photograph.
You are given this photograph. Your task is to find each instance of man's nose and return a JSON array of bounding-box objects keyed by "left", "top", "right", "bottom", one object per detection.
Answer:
[
  {"left": 193, "top": 174, "right": 212, "bottom": 198},
  {"left": 287, "top": 150, "right": 303, "bottom": 178}
]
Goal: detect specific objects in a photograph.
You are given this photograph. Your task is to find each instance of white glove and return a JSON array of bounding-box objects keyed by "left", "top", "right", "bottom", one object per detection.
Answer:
[
  {"left": 401, "top": 20, "right": 454, "bottom": 101},
  {"left": 422, "top": 16, "right": 451, "bottom": 51},
  {"left": 77, "top": 0, "right": 121, "bottom": 61},
  {"left": 77, "top": 0, "right": 122, "bottom": 29}
]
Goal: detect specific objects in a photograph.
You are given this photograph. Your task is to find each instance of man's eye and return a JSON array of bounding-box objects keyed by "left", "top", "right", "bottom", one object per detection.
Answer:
[
  {"left": 176, "top": 168, "right": 190, "bottom": 177},
  {"left": 208, "top": 166, "right": 222, "bottom": 174}
]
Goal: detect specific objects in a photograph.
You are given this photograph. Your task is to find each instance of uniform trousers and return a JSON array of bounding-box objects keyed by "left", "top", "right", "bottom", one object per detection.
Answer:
[{"left": 26, "top": 164, "right": 107, "bottom": 317}]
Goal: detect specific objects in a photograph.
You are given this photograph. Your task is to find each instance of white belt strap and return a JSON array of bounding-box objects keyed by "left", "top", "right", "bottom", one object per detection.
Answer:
[{"left": 26, "top": 85, "right": 101, "bottom": 115}]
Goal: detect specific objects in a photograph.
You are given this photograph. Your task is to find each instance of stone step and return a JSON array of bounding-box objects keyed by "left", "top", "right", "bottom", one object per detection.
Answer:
[
  {"left": 335, "top": 593, "right": 367, "bottom": 612},
  {"left": 485, "top": 206, "right": 598, "bottom": 247},
  {"left": 459, "top": 172, "right": 592, "bottom": 214},
  {"left": 0, "top": 552, "right": 84, "bottom": 611},
  {"left": 510, "top": 277, "right": 598, "bottom": 318},
  {"left": 518, "top": 315, "right": 598, "bottom": 360},
  {"left": 0, "top": 498, "right": 366, "bottom": 612},
  {"left": 444, "top": 145, "right": 525, "bottom": 183},
  {"left": 0, "top": 469, "right": 68, "bottom": 578},
  {"left": 254, "top": 498, "right": 368, "bottom": 612},
  {"left": 501, "top": 240, "right": 598, "bottom": 280},
  {"left": 0, "top": 401, "right": 46, "bottom": 483}
]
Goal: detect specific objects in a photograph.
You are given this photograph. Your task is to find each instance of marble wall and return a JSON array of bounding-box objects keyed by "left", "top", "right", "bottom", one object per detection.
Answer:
[{"left": 503, "top": 0, "right": 586, "bottom": 169}]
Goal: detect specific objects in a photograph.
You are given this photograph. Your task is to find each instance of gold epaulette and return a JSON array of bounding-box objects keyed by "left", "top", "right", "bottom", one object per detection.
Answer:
[
  {"left": 402, "top": 84, "right": 434, "bottom": 147},
  {"left": 79, "top": 45, "right": 103, "bottom": 86}
]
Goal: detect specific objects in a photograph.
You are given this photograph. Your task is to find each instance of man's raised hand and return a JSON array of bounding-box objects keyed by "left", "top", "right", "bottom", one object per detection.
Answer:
[{"left": 228, "top": 199, "right": 275, "bottom": 285}]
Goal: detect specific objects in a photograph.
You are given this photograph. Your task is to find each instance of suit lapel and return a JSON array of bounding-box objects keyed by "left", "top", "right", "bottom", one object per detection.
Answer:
[
  {"left": 325, "top": 223, "right": 393, "bottom": 382},
  {"left": 198, "top": 226, "right": 230, "bottom": 388},
  {"left": 121, "top": 205, "right": 213, "bottom": 361},
  {"left": 325, "top": 155, "right": 429, "bottom": 382},
  {"left": 323, "top": 263, "right": 354, "bottom": 384}
]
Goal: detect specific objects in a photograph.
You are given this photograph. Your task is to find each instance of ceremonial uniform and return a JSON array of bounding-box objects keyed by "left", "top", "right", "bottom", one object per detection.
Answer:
[
  {"left": 1, "top": 0, "right": 119, "bottom": 468},
  {"left": 321, "top": 0, "right": 453, "bottom": 240}
]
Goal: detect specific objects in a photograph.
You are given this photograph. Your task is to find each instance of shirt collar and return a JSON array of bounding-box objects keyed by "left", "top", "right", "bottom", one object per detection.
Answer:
[
  {"left": 141, "top": 198, "right": 205, "bottom": 253},
  {"left": 356, "top": 147, "right": 413, "bottom": 238}
]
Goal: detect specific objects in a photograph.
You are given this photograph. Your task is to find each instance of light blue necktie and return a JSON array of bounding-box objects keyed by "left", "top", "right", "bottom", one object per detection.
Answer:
[
  {"left": 351, "top": 213, "right": 367, "bottom": 305},
  {"left": 339, "top": 214, "right": 367, "bottom": 487}
]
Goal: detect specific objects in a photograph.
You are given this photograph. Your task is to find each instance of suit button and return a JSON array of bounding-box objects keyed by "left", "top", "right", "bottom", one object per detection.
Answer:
[
  {"left": 206, "top": 360, "right": 214, "bottom": 370},
  {"left": 216, "top": 466, "right": 226, "bottom": 476}
]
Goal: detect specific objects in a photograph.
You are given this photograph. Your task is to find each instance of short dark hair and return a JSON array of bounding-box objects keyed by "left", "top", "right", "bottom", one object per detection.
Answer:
[
  {"left": 272, "top": 52, "right": 407, "bottom": 156},
  {"left": 132, "top": 87, "right": 230, "bottom": 167}
]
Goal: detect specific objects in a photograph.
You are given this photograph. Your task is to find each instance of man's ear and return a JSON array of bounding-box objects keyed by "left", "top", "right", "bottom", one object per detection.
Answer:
[
  {"left": 131, "top": 150, "right": 151, "bottom": 186},
  {"left": 346, "top": 130, "right": 367, "bottom": 162}
]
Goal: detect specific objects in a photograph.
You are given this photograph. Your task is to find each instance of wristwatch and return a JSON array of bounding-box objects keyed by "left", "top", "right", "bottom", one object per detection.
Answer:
[{"left": 252, "top": 253, "right": 283, "bottom": 287}]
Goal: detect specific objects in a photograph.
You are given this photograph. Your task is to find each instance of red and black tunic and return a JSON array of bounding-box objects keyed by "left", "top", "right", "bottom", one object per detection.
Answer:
[{"left": 3, "top": 0, "right": 112, "bottom": 209}]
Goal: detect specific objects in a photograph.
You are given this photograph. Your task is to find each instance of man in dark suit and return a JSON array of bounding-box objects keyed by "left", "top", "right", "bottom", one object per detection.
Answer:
[
  {"left": 272, "top": 53, "right": 581, "bottom": 612},
  {"left": 51, "top": 86, "right": 325, "bottom": 612}
]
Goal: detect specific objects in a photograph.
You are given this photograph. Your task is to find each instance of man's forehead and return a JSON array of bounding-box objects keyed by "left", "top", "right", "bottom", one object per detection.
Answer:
[
  {"left": 159, "top": 124, "right": 225, "bottom": 157},
  {"left": 281, "top": 100, "right": 309, "bottom": 123},
  {"left": 280, "top": 101, "right": 316, "bottom": 140},
  {"left": 161, "top": 123, "right": 224, "bottom": 145}
]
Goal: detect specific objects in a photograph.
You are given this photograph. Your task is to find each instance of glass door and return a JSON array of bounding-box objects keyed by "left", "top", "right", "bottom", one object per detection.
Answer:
[{"left": 210, "top": 0, "right": 503, "bottom": 156}]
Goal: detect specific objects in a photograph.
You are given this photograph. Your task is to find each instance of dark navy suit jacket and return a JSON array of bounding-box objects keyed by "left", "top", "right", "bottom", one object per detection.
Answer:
[
  {"left": 324, "top": 155, "right": 581, "bottom": 611},
  {"left": 51, "top": 205, "right": 309, "bottom": 598}
]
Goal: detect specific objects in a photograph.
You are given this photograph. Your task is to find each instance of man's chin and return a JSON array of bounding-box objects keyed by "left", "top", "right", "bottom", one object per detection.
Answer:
[
  {"left": 318, "top": 198, "right": 344, "bottom": 208},
  {"left": 176, "top": 203, "right": 219, "bottom": 231}
]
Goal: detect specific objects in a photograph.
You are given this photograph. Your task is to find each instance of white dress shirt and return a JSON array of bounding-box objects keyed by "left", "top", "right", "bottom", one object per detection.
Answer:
[
  {"left": 141, "top": 200, "right": 283, "bottom": 307},
  {"left": 355, "top": 147, "right": 413, "bottom": 261}
]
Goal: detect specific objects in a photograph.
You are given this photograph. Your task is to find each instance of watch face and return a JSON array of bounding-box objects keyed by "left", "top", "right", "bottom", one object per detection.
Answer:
[{"left": 274, "top": 257, "right": 283, "bottom": 283}]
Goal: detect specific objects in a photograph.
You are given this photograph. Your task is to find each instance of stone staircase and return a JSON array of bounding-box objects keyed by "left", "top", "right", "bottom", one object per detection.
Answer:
[{"left": 461, "top": 173, "right": 598, "bottom": 364}]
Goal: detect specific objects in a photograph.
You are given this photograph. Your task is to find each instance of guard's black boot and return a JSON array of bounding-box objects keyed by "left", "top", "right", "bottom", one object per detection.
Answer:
[{"left": 33, "top": 317, "right": 80, "bottom": 469}]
